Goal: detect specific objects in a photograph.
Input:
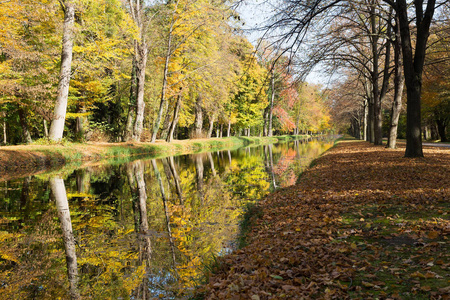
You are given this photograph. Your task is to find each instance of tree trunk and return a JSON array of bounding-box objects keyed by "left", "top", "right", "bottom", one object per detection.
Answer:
[
  {"left": 160, "top": 100, "right": 172, "bottom": 140},
  {"left": 43, "top": 119, "right": 48, "bottom": 138},
  {"left": 75, "top": 106, "right": 88, "bottom": 141},
  {"left": 167, "top": 95, "right": 181, "bottom": 143},
  {"left": 151, "top": 7, "right": 177, "bottom": 143},
  {"left": 193, "top": 96, "right": 203, "bottom": 138},
  {"left": 18, "top": 107, "right": 32, "bottom": 144},
  {"left": 368, "top": 96, "right": 374, "bottom": 143},
  {"left": 227, "top": 121, "right": 231, "bottom": 137},
  {"left": 370, "top": 2, "right": 382, "bottom": 145},
  {"left": 124, "top": 58, "right": 137, "bottom": 141},
  {"left": 364, "top": 78, "right": 374, "bottom": 143},
  {"left": 132, "top": 40, "right": 147, "bottom": 142},
  {"left": 396, "top": 0, "right": 435, "bottom": 157},
  {"left": 363, "top": 99, "right": 368, "bottom": 141},
  {"left": 377, "top": 9, "right": 393, "bottom": 145},
  {"left": 207, "top": 115, "right": 215, "bottom": 138},
  {"left": 49, "top": 1, "right": 74, "bottom": 141},
  {"left": 268, "top": 68, "right": 275, "bottom": 137},
  {"left": 436, "top": 118, "right": 447, "bottom": 142},
  {"left": 263, "top": 106, "right": 269, "bottom": 136},
  {"left": 2, "top": 118, "right": 6, "bottom": 144},
  {"left": 388, "top": 18, "right": 404, "bottom": 149},
  {"left": 50, "top": 177, "right": 80, "bottom": 300}
]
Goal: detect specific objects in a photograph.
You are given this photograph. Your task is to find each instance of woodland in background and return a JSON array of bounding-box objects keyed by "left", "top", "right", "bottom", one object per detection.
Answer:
[
  {"left": 0, "top": 0, "right": 331, "bottom": 146},
  {"left": 321, "top": 1, "right": 450, "bottom": 147}
]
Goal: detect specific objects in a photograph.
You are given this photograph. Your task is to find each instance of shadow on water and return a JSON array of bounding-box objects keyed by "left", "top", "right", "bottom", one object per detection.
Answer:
[{"left": 0, "top": 137, "right": 335, "bottom": 299}]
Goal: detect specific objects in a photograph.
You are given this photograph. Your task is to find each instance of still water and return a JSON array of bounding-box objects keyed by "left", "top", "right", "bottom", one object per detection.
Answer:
[{"left": 0, "top": 138, "right": 334, "bottom": 299}]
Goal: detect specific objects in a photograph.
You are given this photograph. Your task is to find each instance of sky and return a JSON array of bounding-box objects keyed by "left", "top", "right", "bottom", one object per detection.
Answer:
[{"left": 235, "top": 0, "right": 328, "bottom": 86}]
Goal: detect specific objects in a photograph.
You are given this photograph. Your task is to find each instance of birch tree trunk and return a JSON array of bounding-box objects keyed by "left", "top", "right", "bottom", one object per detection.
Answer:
[
  {"left": 132, "top": 40, "right": 147, "bottom": 141},
  {"left": 387, "top": 16, "right": 404, "bottom": 149},
  {"left": 268, "top": 68, "right": 275, "bottom": 137},
  {"left": 43, "top": 119, "right": 49, "bottom": 138},
  {"left": 160, "top": 101, "right": 173, "bottom": 140},
  {"left": 207, "top": 115, "right": 215, "bottom": 138},
  {"left": 2, "top": 118, "right": 6, "bottom": 144},
  {"left": 193, "top": 96, "right": 203, "bottom": 138},
  {"left": 124, "top": 58, "right": 137, "bottom": 141},
  {"left": 49, "top": 1, "right": 75, "bottom": 141},
  {"left": 167, "top": 95, "right": 181, "bottom": 142},
  {"left": 151, "top": 1, "right": 178, "bottom": 142},
  {"left": 263, "top": 106, "right": 269, "bottom": 136},
  {"left": 363, "top": 99, "right": 368, "bottom": 141}
]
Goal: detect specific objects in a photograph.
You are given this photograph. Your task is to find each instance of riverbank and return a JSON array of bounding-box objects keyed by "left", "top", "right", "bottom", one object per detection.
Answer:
[
  {"left": 196, "top": 140, "right": 450, "bottom": 299},
  {"left": 0, "top": 135, "right": 309, "bottom": 181}
]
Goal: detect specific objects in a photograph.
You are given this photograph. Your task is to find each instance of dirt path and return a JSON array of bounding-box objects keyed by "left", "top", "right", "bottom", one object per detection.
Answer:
[{"left": 196, "top": 141, "right": 450, "bottom": 299}]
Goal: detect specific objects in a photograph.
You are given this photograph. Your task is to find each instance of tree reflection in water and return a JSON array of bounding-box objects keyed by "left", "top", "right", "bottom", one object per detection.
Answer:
[
  {"left": 50, "top": 177, "right": 80, "bottom": 300},
  {"left": 0, "top": 138, "right": 334, "bottom": 298}
]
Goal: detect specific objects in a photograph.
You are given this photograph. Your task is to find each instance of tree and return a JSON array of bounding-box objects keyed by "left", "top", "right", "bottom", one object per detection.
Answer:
[
  {"left": 68, "top": 0, "right": 135, "bottom": 141},
  {"left": 268, "top": 0, "right": 445, "bottom": 156},
  {"left": 49, "top": 0, "right": 75, "bottom": 141},
  {"left": 124, "top": 0, "right": 150, "bottom": 142},
  {"left": 389, "top": 0, "right": 437, "bottom": 157}
]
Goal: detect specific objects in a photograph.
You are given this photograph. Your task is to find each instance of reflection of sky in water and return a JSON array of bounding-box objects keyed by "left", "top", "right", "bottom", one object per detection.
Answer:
[{"left": 0, "top": 137, "right": 335, "bottom": 299}]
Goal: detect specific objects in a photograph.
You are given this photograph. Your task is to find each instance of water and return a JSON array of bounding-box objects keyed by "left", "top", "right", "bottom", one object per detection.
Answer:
[{"left": 0, "top": 138, "right": 334, "bottom": 299}]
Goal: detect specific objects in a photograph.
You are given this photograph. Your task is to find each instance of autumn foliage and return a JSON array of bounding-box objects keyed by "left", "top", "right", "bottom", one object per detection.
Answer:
[{"left": 197, "top": 140, "right": 450, "bottom": 299}]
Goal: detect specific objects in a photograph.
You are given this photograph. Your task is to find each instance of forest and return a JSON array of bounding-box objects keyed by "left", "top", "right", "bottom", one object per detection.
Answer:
[
  {"left": 0, "top": 0, "right": 332, "bottom": 147},
  {"left": 1, "top": 0, "right": 449, "bottom": 156},
  {"left": 0, "top": 1, "right": 449, "bottom": 299}
]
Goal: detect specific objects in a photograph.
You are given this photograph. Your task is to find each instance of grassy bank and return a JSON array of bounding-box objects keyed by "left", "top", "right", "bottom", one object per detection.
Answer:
[
  {"left": 0, "top": 135, "right": 309, "bottom": 181},
  {"left": 196, "top": 140, "right": 449, "bottom": 299}
]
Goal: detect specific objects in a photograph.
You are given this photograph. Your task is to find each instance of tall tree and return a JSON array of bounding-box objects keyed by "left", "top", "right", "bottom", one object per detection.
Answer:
[
  {"left": 49, "top": 0, "right": 75, "bottom": 141},
  {"left": 124, "top": 0, "right": 149, "bottom": 142},
  {"left": 388, "top": 0, "right": 437, "bottom": 157}
]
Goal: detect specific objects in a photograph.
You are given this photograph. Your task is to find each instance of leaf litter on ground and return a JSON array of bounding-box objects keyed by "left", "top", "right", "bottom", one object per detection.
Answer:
[{"left": 195, "top": 141, "right": 449, "bottom": 299}]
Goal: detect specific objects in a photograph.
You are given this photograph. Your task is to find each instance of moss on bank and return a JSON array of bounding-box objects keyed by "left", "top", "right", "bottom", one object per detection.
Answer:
[{"left": 0, "top": 135, "right": 309, "bottom": 180}]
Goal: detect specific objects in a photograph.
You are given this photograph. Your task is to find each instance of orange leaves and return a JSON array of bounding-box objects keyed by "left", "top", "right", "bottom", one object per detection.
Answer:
[{"left": 197, "top": 141, "right": 450, "bottom": 299}]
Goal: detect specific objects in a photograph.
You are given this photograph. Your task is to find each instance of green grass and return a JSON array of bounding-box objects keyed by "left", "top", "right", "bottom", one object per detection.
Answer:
[
  {"left": 339, "top": 199, "right": 449, "bottom": 299},
  {"left": 1, "top": 134, "right": 313, "bottom": 180}
]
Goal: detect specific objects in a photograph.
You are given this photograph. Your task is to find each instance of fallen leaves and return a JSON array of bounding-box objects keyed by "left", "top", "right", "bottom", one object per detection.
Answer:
[{"left": 196, "top": 141, "right": 449, "bottom": 299}]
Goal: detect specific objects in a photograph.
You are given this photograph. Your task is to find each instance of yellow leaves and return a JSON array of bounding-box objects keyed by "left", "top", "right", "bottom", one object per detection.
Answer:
[
  {"left": 361, "top": 281, "right": 374, "bottom": 288},
  {"left": 0, "top": 231, "right": 19, "bottom": 242},
  {"left": 122, "top": 264, "right": 146, "bottom": 294},
  {"left": 427, "top": 231, "right": 439, "bottom": 239},
  {"left": 65, "top": 112, "right": 91, "bottom": 119},
  {"left": 0, "top": 249, "right": 19, "bottom": 264},
  {"left": 66, "top": 192, "right": 94, "bottom": 199}
]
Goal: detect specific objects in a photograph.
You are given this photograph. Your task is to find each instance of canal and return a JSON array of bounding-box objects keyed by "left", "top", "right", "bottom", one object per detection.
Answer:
[{"left": 0, "top": 138, "right": 334, "bottom": 299}]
